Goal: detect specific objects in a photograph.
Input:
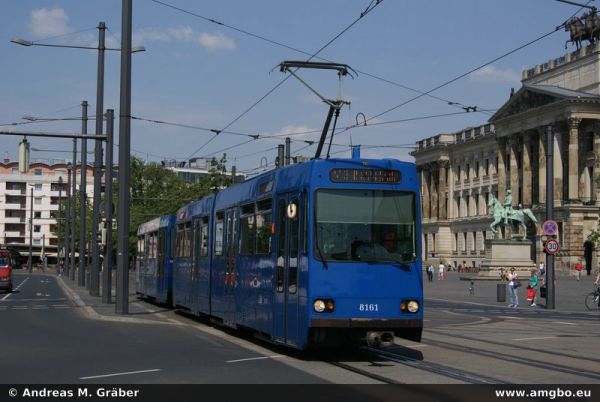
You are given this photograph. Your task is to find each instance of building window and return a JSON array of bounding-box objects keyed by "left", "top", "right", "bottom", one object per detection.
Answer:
[
  {"left": 466, "top": 164, "right": 470, "bottom": 179},
  {"left": 475, "top": 161, "right": 479, "bottom": 178},
  {"left": 33, "top": 239, "right": 41, "bottom": 245},
  {"left": 34, "top": 168, "right": 42, "bottom": 175},
  {"left": 34, "top": 184, "right": 42, "bottom": 191},
  {"left": 485, "top": 159, "right": 489, "bottom": 175},
  {"left": 34, "top": 212, "right": 41, "bottom": 219},
  {"left": 34, "top": 225, "right": 41, "bottom": 233},
  {"left": 34, "top": 197, "right": 42, "bottom": 205},
  {"left": 11, "top": 168, "right": 18, "bottom": 174}
]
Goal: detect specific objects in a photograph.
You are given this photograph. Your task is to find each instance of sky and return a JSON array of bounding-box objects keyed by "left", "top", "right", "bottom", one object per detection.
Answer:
[{"left": 0, "top": 0, "right": 594, "bottom": 176}]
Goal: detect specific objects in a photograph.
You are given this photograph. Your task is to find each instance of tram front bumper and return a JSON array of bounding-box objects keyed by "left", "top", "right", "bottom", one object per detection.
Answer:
[{"left": 310, "top": 318, "right": 422, "bottom": 329}]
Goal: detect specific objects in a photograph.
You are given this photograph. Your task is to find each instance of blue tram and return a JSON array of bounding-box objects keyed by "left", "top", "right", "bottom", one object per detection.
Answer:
[
  {"left": 135, "top": 215, "right": 176, "bottom": 304},
  {"left": 137, "top": 151, "right": 422, "bottom": 349}
]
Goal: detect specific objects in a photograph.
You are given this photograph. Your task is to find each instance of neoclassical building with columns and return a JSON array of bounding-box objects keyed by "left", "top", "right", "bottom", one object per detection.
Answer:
[{"left": 411, "top": 43, "right": 600, "bottom": 273}]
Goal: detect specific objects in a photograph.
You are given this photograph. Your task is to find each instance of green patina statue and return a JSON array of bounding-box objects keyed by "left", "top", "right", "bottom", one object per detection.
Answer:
[{"left": 488, "top": 190, "right": 538, "bottom": 239}]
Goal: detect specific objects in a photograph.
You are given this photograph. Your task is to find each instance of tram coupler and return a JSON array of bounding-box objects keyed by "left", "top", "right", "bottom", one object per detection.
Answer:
[{"left": 366, "top": 331, "right": 395, "bottom": 348}]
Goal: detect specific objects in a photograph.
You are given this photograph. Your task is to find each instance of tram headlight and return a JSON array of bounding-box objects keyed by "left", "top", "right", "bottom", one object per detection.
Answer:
[
  {"left": 313, "top": 299, "right": 334, "bottom": 313},
  {"left": 400, "top": 300, "right": 419, "bottom": 313},
  {"left": 313, "top": 299, "right": 326, "bottom": 313}
]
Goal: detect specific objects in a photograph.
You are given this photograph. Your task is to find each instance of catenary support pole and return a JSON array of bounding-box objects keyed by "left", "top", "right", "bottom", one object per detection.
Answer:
[
  {"left": 116, "top": 0, "right": 132, "bottom": 314},
  {"left": 70, "top": 139, "right": 77, "bottom": 281},
  {"left": 90, "top": 21, "right": 106, "bottom": 296},
  {"left": 102, "top": 109, "right": 114, "bottom": 304},
  {"left": 78, "top": 101, "right": 88, "bottom": 287}
]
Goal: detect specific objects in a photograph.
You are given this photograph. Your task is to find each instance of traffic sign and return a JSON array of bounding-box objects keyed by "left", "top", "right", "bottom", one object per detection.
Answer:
[
  {"left": 542, "top": 220, "right": 558, "bottom": 236},
  {"left": 545, "top": 239, "right": 560, "bottom": 255}
]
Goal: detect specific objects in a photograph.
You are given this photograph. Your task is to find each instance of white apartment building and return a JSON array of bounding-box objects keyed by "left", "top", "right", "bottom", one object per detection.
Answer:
[{"left": 0, "top": 157, "right": 93, "bottom": 261}]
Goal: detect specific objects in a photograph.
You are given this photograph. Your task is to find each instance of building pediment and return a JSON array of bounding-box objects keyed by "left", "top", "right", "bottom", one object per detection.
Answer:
[{"left": 490, "top": 84, "right": 600, "bottom": 122}]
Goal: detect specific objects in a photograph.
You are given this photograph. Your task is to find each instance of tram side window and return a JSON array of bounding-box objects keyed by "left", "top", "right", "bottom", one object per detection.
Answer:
[
  {"left": 239, "top": 203, "right": 256, "bottom": 255},
  {"left": 215, "top": 212, "right": 224, "bottom": 256},
  {"left": 200, "top": 216, "right": 209, "bottom": 257},
  {"left": 256, "top": 198, "right": 272, "bottom": 255},
  {"left": 137, "top": 237, "right": 144, "bottom": 254},
  {"left": 183, "top": 222, "right": 192, "bottom": 257}
]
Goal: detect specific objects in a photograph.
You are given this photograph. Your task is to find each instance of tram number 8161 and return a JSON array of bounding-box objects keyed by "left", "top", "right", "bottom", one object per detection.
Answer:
[{"left": 359, "top": 303, "right": 379, "bottom": 312}]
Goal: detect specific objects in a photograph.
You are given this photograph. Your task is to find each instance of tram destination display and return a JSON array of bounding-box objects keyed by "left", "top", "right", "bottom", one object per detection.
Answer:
[{"left": 329, "top": 168, "right": 401, "bottom": 183}]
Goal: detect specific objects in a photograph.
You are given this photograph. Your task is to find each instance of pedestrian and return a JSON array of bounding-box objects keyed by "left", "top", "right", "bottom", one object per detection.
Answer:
[
  {"left": 507, "top": 267, "right": 519, "bottom": 308},
  {"left": 438, "top": 261, "right": 445, "bottom": 280},
  {"left": 538, "top": 261, "right": 545, "bottom": 276},
  {"left": 457, "top": 263, "right": 463, "bottom": 273},
  {"left": 499, "top": 268, "right": 507, "bottom": 281},
  {"left": 58, "top": 258, "right": 64, "bottom": 277},
  {"left": 527, "top": 269, "right": 539, "bottom": 306},
  {"left": 574, "top": 259, "right": 583, "bottom": 281},
  {"left": 426, "top": 263, "right": 434, "bottom": 282}
]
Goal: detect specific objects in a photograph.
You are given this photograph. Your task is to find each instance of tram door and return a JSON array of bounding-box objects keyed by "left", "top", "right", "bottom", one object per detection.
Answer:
[{"left": 274, "top": 193, "right": 301, "bottom": 345}]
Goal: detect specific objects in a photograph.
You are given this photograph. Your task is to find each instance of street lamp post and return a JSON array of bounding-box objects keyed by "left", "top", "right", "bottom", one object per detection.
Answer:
[
  {"left": 79, "top": 101, "right": 88, "bottom": 288},
  {"left": 65, "top": 163, "right": 72, "bottom": 276},
  {"left": 70, "top": 139, "right": 77, "bottom": 281},
  {"left": 102, "top": 109, "right": 115, "bottom": 304},
  {"left": 11, "top": 24, "right": 144, "bottom": 296},
  {"left": 28, "top": 186, "right": 33, "bottom": 274},
  {"left": 57, "top": 176, "right": 63, "bottom": 264}
]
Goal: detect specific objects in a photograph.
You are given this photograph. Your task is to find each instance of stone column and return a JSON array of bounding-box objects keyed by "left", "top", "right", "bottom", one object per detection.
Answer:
[
  {"left": 538, "top": 128, "right": 546, "bottom": 204},
  {"left": 509, "top": 135, "right": 519, "bottom": 206},
  {"left": 421, "top": 167, "right": 430, "bottom": 219},
  {"left": 430, "top": 163, "right": 438, "bottom": 219},
  {"left": 497, "top": 138, "right": 507, "bottom": 198},
  {"left": 568, "top": 117, "right": 581, "bottom": 203},
  {"left": 438, "top": 160, "right": 448, "bottom": 220},
  {"left": 523, "top": 133, "right": 532, "bottom": 207},
  {"left": 554, "top": 127, "right": 564, "bottom": 205},
  {"left": 594, "top": 125, "right": 600, "bottom": 202}
]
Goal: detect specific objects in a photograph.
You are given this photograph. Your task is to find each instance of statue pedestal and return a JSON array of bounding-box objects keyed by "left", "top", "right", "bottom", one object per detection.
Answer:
[{"left": 479, "top": 239, "right": 536, "bottom": 278}]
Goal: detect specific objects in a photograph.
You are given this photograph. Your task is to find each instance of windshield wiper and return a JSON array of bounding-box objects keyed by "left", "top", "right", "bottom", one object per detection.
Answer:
[{"left": 314, "top": 226, "right": 328, "bottom": 269}]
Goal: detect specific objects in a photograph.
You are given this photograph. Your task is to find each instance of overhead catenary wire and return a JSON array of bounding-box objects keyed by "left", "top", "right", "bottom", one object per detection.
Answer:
[
  {"left": 149, "top": 0, "right": 486, "bottom": 116},
  {"left": 179, "top": 0, "right": 384, "bottom": 161}
]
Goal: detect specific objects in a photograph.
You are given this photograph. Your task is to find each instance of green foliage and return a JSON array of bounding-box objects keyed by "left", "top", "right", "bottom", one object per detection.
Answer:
[{"left": 52, "top": 155, "right": 232, "bottom": 258}]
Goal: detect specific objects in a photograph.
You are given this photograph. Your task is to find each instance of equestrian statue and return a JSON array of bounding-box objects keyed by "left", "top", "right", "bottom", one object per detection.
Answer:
[{"left": 488, "top": 190, "right": 538, "bottom": 239}]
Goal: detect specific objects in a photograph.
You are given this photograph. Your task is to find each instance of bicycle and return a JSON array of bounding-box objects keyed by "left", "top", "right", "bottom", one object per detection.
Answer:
[{"left": 584, "top": 285, "right": 600, "bottom": 311}]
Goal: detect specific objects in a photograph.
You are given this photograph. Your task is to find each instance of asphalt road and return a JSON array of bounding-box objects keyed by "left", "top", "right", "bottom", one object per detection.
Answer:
[{"left": 1, "top": 271, "right": 328, "bottom": 384}]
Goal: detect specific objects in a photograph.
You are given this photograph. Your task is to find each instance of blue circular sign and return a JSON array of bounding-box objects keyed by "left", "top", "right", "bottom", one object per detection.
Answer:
[{"left": 542, "top": 220, "right": 558, "bottom": 236}]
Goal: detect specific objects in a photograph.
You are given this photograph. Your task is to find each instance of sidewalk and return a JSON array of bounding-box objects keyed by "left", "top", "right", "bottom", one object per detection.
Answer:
[
  {"left": 53, "top": 266, "right": 173, "bottom": 324},
  {"left": 424, "top": 270, "right": 598, "bottom": 312}
]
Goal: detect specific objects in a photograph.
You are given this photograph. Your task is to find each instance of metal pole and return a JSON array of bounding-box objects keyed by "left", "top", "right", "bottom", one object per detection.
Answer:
[
  {"left": 79, "top": 101, "right": 88, "bottom": 287},
  {"left": 65, "top": 164, "right": 71, "bottom": 276},
  {"left": 102, "top": 109, "right": 114, "bottom": 303},
  {"left": 116, "top": 0, "right": 132, "bottom": 314},
  {"left": 90, "top": 21, "right": 106, "bottom": 296},
  {"left": 28, "top": 186, "right": 33, "bottom": 273},
  {"left": 58, "top": 177, "right": 63, "bottom": 264},
  {"left": 546, "top": 125, "right": 556, "bottom": 309},
  {"left": 285, "top": 137, "right": 291, "bottom": 166},
  {"left": 70, "top": 139, "right": 77, "bottom": 281}
]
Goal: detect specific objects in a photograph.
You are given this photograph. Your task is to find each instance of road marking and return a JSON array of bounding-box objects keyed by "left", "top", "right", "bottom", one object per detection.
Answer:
[
  {"left": 502, "top": 315, "right": 525, "bottom": 320},
  {"left": 1, "top": 277, "right": 30, "bottom": 301},
  {"left": 512, "top": 336, "right": 557, "bottom": 341},
  {"left": 80, "top": 369, "right": 161, "bottom": 380},
  {"left": 32, "top": 305, "right": 49, "bottom": 309},
  {"left": 226, "top": 355, "right": 284, "bottom": 363},
  {"left": 13, "top": 306, "right": 27, "bottom": 309},
  {"left": 552, "top": 321, "right": 577, "bottom": 326}
]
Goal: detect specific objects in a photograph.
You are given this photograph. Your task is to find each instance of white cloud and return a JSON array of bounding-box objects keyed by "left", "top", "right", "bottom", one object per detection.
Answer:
[
  {"left": 470, "top": 65, "right": 520, "bottom": 84},
  {"left": 28, "top": 8, "right": 70, "bottom": 37},
  {"left": 133, "top": 26, "right": 235, "bottom": 51},
  {"left": 198, "top": 32, "right": 235, "bottom": 51}
]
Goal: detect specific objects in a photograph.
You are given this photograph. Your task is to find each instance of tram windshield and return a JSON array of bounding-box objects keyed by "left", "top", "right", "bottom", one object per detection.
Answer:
[{"left": 315, "top": 189, "right": 417, "bottom": 263}]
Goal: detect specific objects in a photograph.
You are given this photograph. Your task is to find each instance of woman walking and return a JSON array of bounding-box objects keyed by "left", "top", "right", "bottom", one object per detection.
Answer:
[{"left": 507, "top": 267, "right": 519, "bottom": 308}]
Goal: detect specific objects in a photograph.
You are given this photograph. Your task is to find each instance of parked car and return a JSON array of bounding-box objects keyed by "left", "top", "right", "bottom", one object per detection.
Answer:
[{"left": 0, "top": 250, "right": 14, "bottom": 293}]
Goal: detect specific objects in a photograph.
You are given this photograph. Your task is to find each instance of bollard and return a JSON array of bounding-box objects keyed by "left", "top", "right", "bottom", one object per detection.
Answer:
[{"left": 497, "top": 283, "right": 506, "bottom": 302}]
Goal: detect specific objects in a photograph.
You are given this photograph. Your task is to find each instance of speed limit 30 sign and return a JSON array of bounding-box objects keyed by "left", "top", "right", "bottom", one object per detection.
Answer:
[{"left": 545, "top": 239, "right": 560, "bottom": 255}]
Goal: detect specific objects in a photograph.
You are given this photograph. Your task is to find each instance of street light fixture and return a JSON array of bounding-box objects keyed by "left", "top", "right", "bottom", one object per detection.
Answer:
[{"left": 11, "top": 37, "right": 145, "bottom": 53}]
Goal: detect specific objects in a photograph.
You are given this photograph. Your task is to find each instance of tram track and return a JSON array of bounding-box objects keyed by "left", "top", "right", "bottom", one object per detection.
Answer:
[
  {"left": 426, "top": 329, "right": 600, "bottom": 365},
  {"left": 421, "top": 337, "right": 600, "bottom": 381}
]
